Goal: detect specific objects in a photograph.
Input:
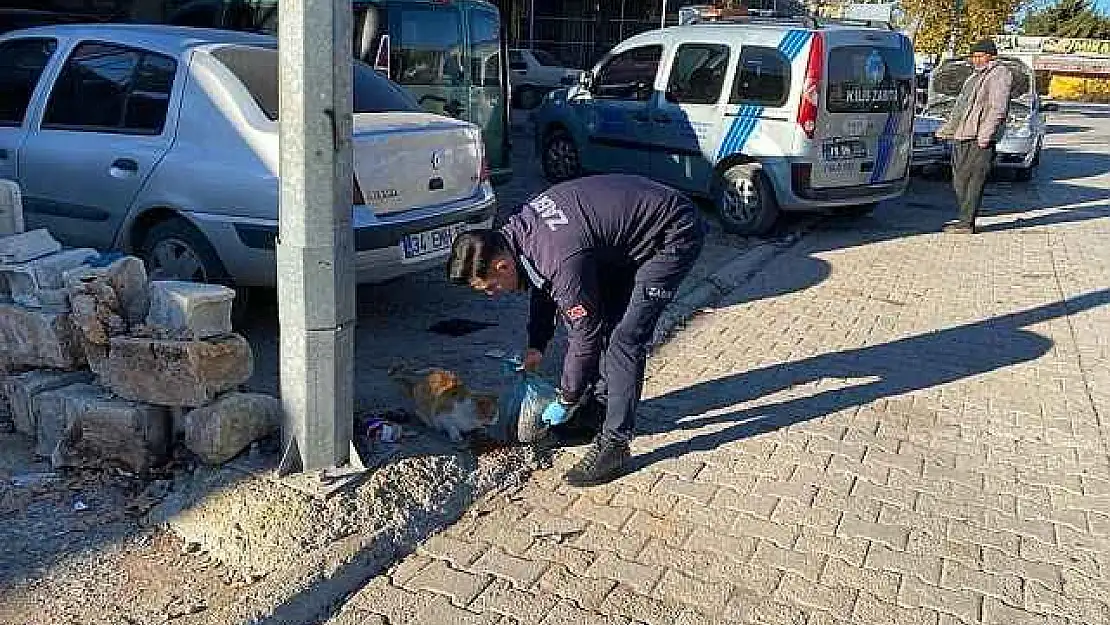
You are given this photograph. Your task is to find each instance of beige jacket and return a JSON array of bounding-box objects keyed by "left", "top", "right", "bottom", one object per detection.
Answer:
[{"left": 938, "top": 61, "right": 1013, "bottom": 146}]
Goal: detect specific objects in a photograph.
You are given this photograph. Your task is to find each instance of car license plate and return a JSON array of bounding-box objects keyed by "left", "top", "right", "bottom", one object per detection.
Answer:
[
  {"left": 823, "top": 140, "right": 868, "bottom": 161},
  {"left": 400, "top": 223, "right": 465, "bottom": 264},
  {"left": 913, "top": 134, "right": 935, "bottom": 148}
]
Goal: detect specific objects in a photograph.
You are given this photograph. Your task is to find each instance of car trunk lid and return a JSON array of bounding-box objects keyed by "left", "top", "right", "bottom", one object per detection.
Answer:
[{"left": 352, "top": 112, "right": 484, "bottom": 216}]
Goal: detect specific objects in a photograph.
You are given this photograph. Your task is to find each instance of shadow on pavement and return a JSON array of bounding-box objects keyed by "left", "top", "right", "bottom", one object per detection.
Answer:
[
  {"left": 632, "top": 289, "right": 1110, "bottom": 471},
  {"left": 978, "top": 202, "right": 1110, "bottom": 233}
]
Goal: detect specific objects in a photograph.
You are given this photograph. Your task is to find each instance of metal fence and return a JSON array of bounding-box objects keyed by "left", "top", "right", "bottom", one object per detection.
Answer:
[
  {"left": 512, "top": 0, "right": 782, "bottom": 69},
  {"left": 515, "top": 14, "right": 662, "bottom": 68}
]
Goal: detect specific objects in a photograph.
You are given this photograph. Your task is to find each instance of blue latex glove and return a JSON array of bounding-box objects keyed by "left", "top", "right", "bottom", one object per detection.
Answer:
[{"left": 541, "top": 400, "right": 570, "bottom": 426}]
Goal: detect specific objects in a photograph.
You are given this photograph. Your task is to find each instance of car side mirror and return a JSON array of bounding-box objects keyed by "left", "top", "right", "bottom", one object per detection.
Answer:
[{"left": 577, "top": 71, "right": 593, "bottom": 91}]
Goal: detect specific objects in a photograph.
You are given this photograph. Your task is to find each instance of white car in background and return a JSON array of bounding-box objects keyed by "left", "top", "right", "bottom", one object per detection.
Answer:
[
  {"left": 913, "top": 56, "right": 1057, "bottom": 181},
  {"left": 508, "top": 48, "right": 581, "bottom": 109},
  {"left": 0, "top": 25, "right": 496, "bottom": 289}
]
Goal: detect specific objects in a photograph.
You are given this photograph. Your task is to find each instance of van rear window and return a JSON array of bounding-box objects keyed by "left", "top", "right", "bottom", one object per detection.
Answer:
[{"left": 826, "top": 45, "right": 913, "bottom": 114}]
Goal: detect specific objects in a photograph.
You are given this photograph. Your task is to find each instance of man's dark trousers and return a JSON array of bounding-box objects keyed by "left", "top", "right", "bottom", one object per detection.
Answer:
[
  {"left": 588, "top": 233, "right": 704, "bottom": 442},
  {"left": 951, "top": 140, "right": 995, "bottom": 225}
]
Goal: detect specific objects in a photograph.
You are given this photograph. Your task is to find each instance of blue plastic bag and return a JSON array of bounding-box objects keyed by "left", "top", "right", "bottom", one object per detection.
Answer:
[{"left": 494, "top": 356, "right": 558, "bottom": 443}]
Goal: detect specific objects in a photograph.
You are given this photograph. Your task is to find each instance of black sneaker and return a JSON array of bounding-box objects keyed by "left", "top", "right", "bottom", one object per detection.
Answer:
[{"left": 563, "top": 435, "right": 631, "bottom": 487}]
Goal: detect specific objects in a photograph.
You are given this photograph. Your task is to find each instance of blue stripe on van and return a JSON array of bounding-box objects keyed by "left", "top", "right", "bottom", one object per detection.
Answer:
[
  {"left": 870, "top": 111, "right": 901, "bottom": 183},
  {"left": 778, "top": 29, "right": 812, "bottom": 61},
  {"left": 716, "top": 105, "right": 764, "bottom": 160}
]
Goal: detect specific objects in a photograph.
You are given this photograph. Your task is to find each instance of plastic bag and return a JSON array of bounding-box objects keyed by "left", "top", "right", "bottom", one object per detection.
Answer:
[{"left": 491, "top": 353, "right": 558, "bottom": 443}]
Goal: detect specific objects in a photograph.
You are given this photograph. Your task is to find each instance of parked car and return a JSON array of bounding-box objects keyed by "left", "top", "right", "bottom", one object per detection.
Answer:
[
  {"left": 531, "top": 15, "right": 916, "bottom": 235},
  {"left": 0, "top": 25, "right": 496, "bottom": 288},
  {"left": 913, "top": 55, "right": 1056, "bottom": 181},
  {"left": 508, "top": 48, "right": 581, "bottom": 110}
]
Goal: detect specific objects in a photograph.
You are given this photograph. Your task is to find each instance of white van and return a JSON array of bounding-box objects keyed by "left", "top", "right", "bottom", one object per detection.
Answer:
[{"left": 532, "top": 14, "right": 916, "bottom": 234}]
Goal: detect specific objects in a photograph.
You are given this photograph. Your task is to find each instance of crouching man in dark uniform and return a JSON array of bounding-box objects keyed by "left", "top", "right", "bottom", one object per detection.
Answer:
[{"left": 447, "top": 174, "right": 705, "bottom": 486}]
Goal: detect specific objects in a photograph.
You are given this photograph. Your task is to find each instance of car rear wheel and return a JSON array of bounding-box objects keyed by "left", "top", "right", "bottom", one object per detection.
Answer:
[
  {"left": 138, "top": 217, "right": 251, "bottom": 326},
  {"left": 542, "top": 128, "right": 581, "bottom": 182},
  {"left": 714, "top": 163, "right": 779, "bottom": 236},
  {"left": 140, "top": 218, "right": 227, "bottom": 284}
]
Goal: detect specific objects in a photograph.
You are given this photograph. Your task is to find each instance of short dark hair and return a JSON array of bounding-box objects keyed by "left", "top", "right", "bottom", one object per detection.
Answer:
[{"left": 447, "top": 230, "right": 510, "bottom": 285}]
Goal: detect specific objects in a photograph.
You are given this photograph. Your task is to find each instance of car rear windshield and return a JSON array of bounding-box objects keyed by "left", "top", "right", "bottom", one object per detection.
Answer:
[
  {"left": 211, "top": 45, "right": 420, "bottom": 121},
  {"left": 826, "top": 45, "right": 913, "bottom": 114}
]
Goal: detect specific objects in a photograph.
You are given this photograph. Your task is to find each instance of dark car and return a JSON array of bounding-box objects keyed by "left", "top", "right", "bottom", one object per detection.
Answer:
[{"left": 0, "top": 9, "right": 104, "bottom": 36}]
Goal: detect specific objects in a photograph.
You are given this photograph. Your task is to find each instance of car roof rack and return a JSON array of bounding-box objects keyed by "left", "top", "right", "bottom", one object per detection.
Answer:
[{"left": 677, "top": 6, "right": 895, "bottom": 30}]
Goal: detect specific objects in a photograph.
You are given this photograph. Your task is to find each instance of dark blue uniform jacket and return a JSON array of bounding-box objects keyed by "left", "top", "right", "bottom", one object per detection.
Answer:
[{"left": 500, "top": 174, "right": 701, "bottom": 401}]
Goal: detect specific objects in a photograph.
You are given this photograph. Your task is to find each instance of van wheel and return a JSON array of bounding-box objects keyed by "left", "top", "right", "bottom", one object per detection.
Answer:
[
  {"left": 714, "top": 164, "right": 779, "bottom": 236},
  {"left": 542, "top": 128, "right": 581, "bottom": 182}
]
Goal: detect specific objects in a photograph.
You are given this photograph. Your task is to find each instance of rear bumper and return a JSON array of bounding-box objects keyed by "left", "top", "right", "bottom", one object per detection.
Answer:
[
  {"left": 188, "top": 189, "right": 498, "bottom": 288},
  {"left": 994, "top": 135, "right": 1038, "bottom": 169},
  {"left": 911, "top": 144, "right": 949, "bottom": 168},
  {"left": 770, "top": 161, "right": 909, "bottom": 211}
]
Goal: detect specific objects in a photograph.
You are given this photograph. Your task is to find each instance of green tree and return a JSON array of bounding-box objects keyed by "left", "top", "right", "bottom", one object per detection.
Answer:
[
  {"left": 904, "top": 0, "right": 1028, "bottom": 55},
  {"left": 1022, "top": 0, "right": 1110, "bottom": 37}
]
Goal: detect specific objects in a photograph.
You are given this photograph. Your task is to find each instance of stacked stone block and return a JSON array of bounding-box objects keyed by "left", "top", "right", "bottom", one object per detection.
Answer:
[{"left": 0, "top": 185, "right": 279, "bottom": 472}]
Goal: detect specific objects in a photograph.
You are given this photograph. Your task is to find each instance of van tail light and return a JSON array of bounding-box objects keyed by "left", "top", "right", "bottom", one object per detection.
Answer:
[
  {"left": 353, "top": 177, "right": 366, "bottom": 205},
  {"left": 798, "top": 32, "right": 824, "bottom": 140}
]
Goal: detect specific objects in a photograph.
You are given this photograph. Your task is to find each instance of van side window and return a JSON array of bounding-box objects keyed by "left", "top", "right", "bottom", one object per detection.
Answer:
[
  {"left": 666, "top": 43, "right": 730, "bottom": 105},
  {"left": 594, "top": 45, "right": 662, "bottom": 101},
  {"left": 730, "top": 46, "right": 790, "bottom": 107}
]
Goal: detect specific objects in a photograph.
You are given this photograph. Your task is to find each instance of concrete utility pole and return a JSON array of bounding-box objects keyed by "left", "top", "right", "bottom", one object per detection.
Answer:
[{"left": 276, "top": 0, "right": 359, "bottom": 476}]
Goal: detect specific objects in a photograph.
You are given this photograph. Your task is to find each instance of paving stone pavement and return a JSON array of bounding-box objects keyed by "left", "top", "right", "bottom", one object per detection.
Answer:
[{"left": 327, "top": 109, "right": 1110, "bottom": 624}]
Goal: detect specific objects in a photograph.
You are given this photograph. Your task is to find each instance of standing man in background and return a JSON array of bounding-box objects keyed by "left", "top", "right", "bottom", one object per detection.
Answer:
[{"left": 936, "top": 39, "right": 1013, "bottom": 234}]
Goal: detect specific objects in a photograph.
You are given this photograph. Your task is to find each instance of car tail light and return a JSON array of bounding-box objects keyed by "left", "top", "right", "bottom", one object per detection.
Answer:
[
  {"left": 474, "top": 144, "right": 490, "bottom": 184},
  {"left": 353, "top": 177, "right": 366, "bottom": 205},
  {"left": 798, "top": 32, "right": 824, "bottom": 140}
]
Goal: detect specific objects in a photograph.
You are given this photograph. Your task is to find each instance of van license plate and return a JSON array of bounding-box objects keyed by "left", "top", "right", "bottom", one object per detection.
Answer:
[
  {"left": 823, "top": 140, "right": 867, "bottom": 161},
  {"left": 400, "top": 223, "right": 466, "bottom": 264}
]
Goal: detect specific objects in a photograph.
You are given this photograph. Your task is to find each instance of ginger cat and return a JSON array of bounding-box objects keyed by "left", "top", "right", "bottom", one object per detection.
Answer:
[{"left": 388, "top": 364, "right": 499, "bottom": 442}]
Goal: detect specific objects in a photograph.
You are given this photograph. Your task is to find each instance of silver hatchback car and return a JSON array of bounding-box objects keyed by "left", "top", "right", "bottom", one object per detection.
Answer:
[
  {"left": 0, "top": 25, "right": 496, "bottom": 287},
  {"left": 912, "top": 56, "right": 1054, "bottom": 181}
]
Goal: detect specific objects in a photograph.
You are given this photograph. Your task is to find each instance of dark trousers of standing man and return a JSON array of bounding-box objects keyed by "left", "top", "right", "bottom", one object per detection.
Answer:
[{"left": 951, "top": 140, "right": 995, "bottom": 226}]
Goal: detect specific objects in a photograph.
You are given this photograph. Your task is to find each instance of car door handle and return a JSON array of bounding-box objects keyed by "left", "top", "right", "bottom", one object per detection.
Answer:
[
  {"left": 652, "top": 114, "right": 672, "bottom": 124},
  {"left": 110, "top": 158, "right": 139, "bottom": 177}
]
